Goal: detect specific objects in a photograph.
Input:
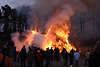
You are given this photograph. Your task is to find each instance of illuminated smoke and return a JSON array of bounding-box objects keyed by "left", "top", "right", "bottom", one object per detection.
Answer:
[{"left": 11, "top": 0, "right": 87, "bottom": 52}]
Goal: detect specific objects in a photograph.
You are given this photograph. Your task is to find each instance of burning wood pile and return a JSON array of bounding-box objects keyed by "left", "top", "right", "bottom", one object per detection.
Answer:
[{"left": 31, "top": 22, "right": 76, "bottom": 53}]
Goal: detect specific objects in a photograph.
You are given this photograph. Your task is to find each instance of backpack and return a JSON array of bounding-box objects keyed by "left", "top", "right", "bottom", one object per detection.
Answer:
[{"left": 0, "top": 55, "right": 6, "bottom": 67}]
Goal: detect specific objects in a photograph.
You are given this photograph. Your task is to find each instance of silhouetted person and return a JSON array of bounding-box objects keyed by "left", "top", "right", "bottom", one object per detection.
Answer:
[
  {"left": 0, "top": 48, "right": 12, "bottom": 67},
  {"left": 69, "top": 49, "right": 74, "bottom": 67},
  {"left": 54, "top": 47, "right": 60, "bottom": 61},
  {"left": 2, "top": 44, "right": 9, "bottom": 56},
  {"left": 40, "top": 49, "right": 45, "bottom": 67},
  {"left": 27, "top": 47, "right": 34, "bottom": 67},
  {"left": 93, "top": 45, "right": 100, "bottom": 67},
  {"left": 61, "top": 48, "right": 69, "bottom": 67},
  {"left": 45, "top": 48, "right": 50, "bottom": 67},
  {"left": 88, "top": 49, "right": 94, "bottom": 67},
  {"left": 36, "top": 49, "right": 42, "bottom": 67},
  {"left": 85, "top": 50, "right": 90, "bottom": 65},
  {"left": 74, "top": 50, "right": 80, "bottom": 67},
  {"left": 89, "top": 43, "right": 100, "bottom": 67},
  {"left": 49, "top": 47, "right": 54, "bottom": 61},
  {"left": 19, "top": 46, "right": 27, "bottom": 67},
  {"left": 30, "top": 46, "right": 38, "bottom": 67},
  {"left": 13, "top": 46, "right": 17, "bottom": 62}
]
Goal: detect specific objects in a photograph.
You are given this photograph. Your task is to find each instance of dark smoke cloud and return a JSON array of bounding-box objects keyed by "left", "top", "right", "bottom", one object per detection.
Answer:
[
  {"left": 81, "top": 0, "right": 100, "bottom": 10},
  {"left": 16, "top": 0, "right": 100, "bottom": 30},
  {"left": 20, "top": 0, "right": 88, "bottom": 32}
]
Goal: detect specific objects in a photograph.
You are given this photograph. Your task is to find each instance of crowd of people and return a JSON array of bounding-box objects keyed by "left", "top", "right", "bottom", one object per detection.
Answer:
[
  {"left": 85, "top": 44, "right": 100, "bottom": 67},
  {"left": 0, "top": 41, "right": 100, "bottom": 67},
  {"left": 15, "top": 46, "right": 81, "bottom": 67},
  {"left": 0, "top": 41, "right": 80, "bottom": 67}
]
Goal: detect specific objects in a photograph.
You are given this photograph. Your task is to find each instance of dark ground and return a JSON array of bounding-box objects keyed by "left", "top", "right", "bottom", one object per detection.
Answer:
[{"left": 11, "top": 55, "right": 88, "bottom": 67}]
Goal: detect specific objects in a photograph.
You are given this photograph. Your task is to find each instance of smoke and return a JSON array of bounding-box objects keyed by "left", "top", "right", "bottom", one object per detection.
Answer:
[
  {"left": 11, "top": 0, "right": 88, "bottom": 51},
  {"left": 11, "top": 30, "right": 47, "bottom": 52},
  {"left": 11, "top": 32, "right": 23, "bottom": 51},
  {"left": 19, "top": 0, "right": 87, "bottom": 31}
]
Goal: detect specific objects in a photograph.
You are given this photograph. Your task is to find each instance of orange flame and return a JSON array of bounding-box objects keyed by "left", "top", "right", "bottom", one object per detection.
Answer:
[
  {"left": 25, "top": 24, "right": 76, "bottom": 53},
  {"left": 42, "top": 23, "right": 76, "bottom": 53}
]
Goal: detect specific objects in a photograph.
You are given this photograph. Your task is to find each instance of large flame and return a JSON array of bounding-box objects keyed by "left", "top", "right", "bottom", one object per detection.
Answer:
[
  {"left": 31, "top": 23, "right": 76, "bottom": 53},
  {"left": 12, "top": 23, "right": 76, "bottom": 53},
  {"left": 12, "top": 3, "right": 77, "bottom": 52}
]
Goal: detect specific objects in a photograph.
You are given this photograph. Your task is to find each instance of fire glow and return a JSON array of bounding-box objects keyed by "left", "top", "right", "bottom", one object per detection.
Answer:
[
  {"left": 12, "top": 4, "right": 77, "bottom": 53},
  {"left": 12, "top": 22, "right": 76, "bottom": 53},
  {"left": 31, "top": 23, "right": 76, "bottom": 53}
]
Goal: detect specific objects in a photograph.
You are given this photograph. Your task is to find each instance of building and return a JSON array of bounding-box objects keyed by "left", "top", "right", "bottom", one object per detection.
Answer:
[
  {"left": 70, "top": 10, "right": 100, "bottom": 45},
  {"left": 0, "top": 5, "right": 28, "bottom": 44}
]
